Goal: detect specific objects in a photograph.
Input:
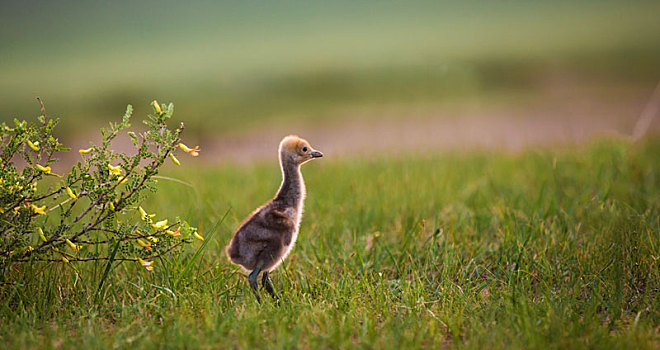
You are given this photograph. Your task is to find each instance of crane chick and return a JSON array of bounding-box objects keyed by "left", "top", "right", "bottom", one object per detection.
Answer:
[{"left": 225, "top": 135, "right": 323, "bottom": 302}]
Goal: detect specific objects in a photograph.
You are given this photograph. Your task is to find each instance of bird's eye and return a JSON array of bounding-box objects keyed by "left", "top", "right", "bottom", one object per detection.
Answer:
[{"left": 302, "top": 147, "right": 308, "bottom": 152}]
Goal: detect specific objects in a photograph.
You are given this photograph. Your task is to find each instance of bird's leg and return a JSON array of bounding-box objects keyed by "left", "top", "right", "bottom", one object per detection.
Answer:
[
  {"left": 261, "top": 271, "right": 280, "bottom": 303},
  {"left": 248, "top": 267, "right": 262, "bottom": 303}
]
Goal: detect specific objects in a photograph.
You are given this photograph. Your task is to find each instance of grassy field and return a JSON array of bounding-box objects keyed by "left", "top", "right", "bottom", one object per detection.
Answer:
[{"left": 1, "top": 138, "right": 658, "bottom": 349}]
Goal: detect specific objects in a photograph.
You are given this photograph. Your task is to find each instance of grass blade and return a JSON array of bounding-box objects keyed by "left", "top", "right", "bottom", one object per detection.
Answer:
[
  {"left": 94, "top": 228, "right": 128, "bottom": 303},
  {"left": 175, "top": 208, "right": 230, "bottom": 287}
]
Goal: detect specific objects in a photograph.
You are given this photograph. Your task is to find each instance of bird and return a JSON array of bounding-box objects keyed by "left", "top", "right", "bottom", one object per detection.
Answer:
[{"left": 225, "top": 135, "right": 323, "bottom": 303}]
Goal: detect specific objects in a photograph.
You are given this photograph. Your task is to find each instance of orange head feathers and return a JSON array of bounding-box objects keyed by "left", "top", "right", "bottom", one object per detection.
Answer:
[{"left": 279, "top": 135, "right": 323, "bottom": 165}]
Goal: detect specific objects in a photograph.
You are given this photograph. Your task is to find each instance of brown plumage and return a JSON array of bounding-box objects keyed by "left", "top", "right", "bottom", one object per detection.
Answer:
[{"left": 225, "top": 135, "right": 323, "bottom": 302}]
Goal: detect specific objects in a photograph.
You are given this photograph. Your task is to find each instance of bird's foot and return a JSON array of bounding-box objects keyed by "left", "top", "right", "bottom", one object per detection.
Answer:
[
  {"left": 248, "top": 267, "right": 262, "bottom": 304},
  {"left": 262, "top": 272, "right": 280, "bottom": 306}
]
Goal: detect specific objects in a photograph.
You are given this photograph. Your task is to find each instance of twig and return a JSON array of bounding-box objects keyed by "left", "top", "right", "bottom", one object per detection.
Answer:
[
  {"left": 36, "top": 97, "right": 46, "bottom": 117},
  {"left": 75, "top": 222, "right": 180, "bottom": 244},
  {"left": 152, "top": 175, "right": 194, "bottom": 188},
  {"left": 15, "top": 241, "right": 184, "bottom": 263}
]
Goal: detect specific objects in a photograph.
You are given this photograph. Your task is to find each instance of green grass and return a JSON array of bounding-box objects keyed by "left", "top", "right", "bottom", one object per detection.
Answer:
[{"left": 1, "top": 138, "right": 659, "bottom": 349}]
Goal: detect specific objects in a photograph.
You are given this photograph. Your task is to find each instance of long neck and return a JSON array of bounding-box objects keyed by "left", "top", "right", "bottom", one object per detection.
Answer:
[{"left": 274, "top": 157, "right": 305, "bottom": 208}]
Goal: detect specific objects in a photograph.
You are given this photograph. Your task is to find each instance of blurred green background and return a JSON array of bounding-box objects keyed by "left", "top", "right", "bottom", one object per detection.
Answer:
[{"left": 1, "top": 0, "right": 659, "bottom": 144}]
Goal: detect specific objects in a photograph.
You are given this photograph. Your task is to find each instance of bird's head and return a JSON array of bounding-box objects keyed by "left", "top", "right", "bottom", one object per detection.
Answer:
[{"left": 279, "top": 135, "right": 323, "bottom": 165}]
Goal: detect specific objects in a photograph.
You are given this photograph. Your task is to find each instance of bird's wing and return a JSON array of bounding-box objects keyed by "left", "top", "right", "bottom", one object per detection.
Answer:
[{"left": 262, "top": 208, "right": 296, "bottom": 231}]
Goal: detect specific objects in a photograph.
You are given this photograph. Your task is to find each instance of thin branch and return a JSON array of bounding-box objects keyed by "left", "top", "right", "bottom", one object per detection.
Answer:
[
  {"left": 14, "top": 241, "right": 184, "bottom": 263},
  {"left": 36, "top": 97, "right": 46, "bottom": 117},
  {"left": 75, "top": 222, "right": 180, "bottom": 244},
  {"left": 152, "top": 175, "right": 194, "bottom": 188}
]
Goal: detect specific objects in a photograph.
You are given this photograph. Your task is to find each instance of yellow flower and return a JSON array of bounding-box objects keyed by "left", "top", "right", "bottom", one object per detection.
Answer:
[
  {"left": 169, "top": 153, "right": 180, "bottom": 165},
  {"left": 152, "top": 100, "right": 162, "bottom": 114},
  {"left": 151, "top": 219, "right": 168, "bottom": 230},
  {"left": 79, "top": 147, "right": 93, "bottom": 155},
  {"left": 66, "top": 187, "right": 77, "bottom": 199},
  {"left": 65, "top": 239, "right": 82, "bottom": 251},
  {"left": 193, "top": 231, "right": 205, "bottom": 241},
  {"left": 166, "top": 227, "right": 181, "bottom": 237},
  {"left": 31, "top": 204, "right": 46, "bottom": 215},
  {"left": 27, "top": 245, "right": 34, "bottom": 252},
  {"left": 138, "top": 206, "right": 155, "bottom": 221},
  {"left": 62, "top": 257, "right": 70, "bottom": 263},
  {"left": 107, "top": 164, "right": 122, "bottom": 175},
  {"left": 147, "top": 236, "right": 158, "bottom": 243},
  {"left": 34, "top": 164, "right": 59, "bottom": 177},
  {"left": 178, "top": 143, "right": 200, "bottom": 157},
  {"left": 38, "top": 227, "right": 47, "bottom": 242},
  {"left": 138, "top": 206, "right": 147, "bottom": 220},
  {"left": 136, "top": 239, "right": 152, "bottom": 249},
  {"left": 108, "top": 202, "right": 116, "bottom": 211},
  {"left": 27, "top": 140, "right": 40, "bottom": 151},
  {"left": 117, "top": 176, "right": 128, "bottom": 184},
  {"left": 35, "top": 164, "right": 51, "bottom": 174},
  {"left": 138, "top": 258, "right": 154, "bottom": 271}
]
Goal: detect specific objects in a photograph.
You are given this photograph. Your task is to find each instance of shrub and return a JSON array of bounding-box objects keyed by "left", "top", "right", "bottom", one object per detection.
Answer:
[{"left": 0, "top": 99, "right": 202, "bottom": 275}]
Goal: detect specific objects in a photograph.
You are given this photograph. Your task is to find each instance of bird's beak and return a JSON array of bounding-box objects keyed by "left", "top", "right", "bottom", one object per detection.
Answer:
[{"left": 310, "top": 150, "right": 323, "bottom": 158}]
